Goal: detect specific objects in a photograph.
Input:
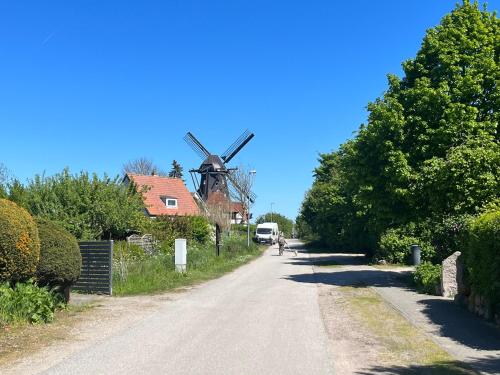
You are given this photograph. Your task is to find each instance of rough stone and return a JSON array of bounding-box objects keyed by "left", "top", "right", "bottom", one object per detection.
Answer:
[{"left": 441, "top": 251, "right": 462, "bottom": 298}]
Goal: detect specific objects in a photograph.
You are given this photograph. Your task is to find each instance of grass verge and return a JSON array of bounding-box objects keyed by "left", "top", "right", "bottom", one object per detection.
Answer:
[
  {"left": 113, "top": 238, "right": 264, "bottom": 296},
  {"left": 338, "top": 286, "right": 477, "bottom": 374}
]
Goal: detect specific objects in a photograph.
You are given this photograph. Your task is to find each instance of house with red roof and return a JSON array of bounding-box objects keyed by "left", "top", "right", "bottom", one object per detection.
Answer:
[{"left": 124, "top": 173, "right": 199, "bottom": 218}]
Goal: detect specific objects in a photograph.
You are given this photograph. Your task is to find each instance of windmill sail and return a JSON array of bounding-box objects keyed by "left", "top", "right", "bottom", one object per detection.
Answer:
[
  {"left": 221, "top": 130, "right": 254, "bottom": 164},
  {"left": 184, "top": 132, "right": 211, "bottom": 160}
]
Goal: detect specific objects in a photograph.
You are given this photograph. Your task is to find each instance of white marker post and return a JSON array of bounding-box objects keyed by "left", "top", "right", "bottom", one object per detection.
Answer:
[{"left": 175, "top": 239, "right": 187, "bottom": 273}]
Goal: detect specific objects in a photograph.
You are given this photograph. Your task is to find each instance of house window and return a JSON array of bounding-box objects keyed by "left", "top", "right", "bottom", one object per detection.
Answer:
[{"left": 162, "top": 197, "right": 178, "bottom": 208}]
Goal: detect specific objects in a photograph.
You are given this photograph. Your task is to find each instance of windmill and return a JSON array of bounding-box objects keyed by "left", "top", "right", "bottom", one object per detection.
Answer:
[
  {"left": 184, "top": 130, "right": 257, "bottom": 254},
  {"left": 184, "top": 130, "right": 256, "bottom": 205}
]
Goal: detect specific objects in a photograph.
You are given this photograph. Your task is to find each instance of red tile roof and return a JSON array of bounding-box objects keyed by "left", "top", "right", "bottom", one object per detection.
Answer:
[{"left": 126, "top": 173, "right": 199, "bottom": 217}]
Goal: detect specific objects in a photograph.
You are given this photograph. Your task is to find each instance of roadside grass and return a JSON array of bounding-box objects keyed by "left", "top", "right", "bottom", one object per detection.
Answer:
[
  {"left": 338, "top": 286, "right": 476, "bottom": 374},
  {"left": 113, "top": 237, "right": 264, "bottom": 296}
]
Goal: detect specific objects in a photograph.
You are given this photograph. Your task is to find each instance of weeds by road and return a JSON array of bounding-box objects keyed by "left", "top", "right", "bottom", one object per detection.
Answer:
[{"left": 113, "top": 238, "right": 264, "bottom": 296}]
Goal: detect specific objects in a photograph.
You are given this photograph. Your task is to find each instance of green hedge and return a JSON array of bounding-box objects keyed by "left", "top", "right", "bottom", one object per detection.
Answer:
[
  {"left": 36, "top": 219, "right": 82, "bottom": 290},
  {"left": 464, "top": 209, "right": 500, "bottom": 306},
  {"left": 0, "top": 199, "right": 40, "bottom": 282}
]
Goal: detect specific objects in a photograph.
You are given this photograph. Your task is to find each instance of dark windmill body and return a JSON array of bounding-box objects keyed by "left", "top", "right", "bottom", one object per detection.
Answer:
[{"left": 184, "top": 130, "right": 256, "bottom": 255}]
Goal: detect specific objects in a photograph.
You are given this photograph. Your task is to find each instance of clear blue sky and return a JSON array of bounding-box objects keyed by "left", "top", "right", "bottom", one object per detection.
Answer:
[{"left": 1, "top": 1, "right": 498, "bottom": 221}]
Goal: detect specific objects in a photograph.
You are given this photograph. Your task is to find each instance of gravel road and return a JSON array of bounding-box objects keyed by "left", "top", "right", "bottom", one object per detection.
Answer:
[{"left": 35, "top": 240, "right": 332, "bottom": 375}]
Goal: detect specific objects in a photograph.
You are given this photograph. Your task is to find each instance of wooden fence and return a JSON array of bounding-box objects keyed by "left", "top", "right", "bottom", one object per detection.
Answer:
[{"left": 73, "top": 241, "right": 113, "bottom": 295}]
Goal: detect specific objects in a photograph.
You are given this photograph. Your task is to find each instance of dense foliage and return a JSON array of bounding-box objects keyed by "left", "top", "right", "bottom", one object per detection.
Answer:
[
  {"left": 113, "top": 233, "right": 261, "bottom": 295},
  {"left": 413, "top": 263, "right": 442, "bottom": 295},
  {"left": 36, "top": 219, "right": 82, "bottom": 290},
  {"left": 149, "top": 215, "right": 212, "bottom": 252},
  {"left": 298, "top": 2, "right": 499, "bottom": 261},
  {"left": 255, "top": 213, "right": 294, "bottom": 237},
  {"left": 0, "top": 280, "right": 62, "bottom": 325},
  {"left": 463, "top": 208, "right": 500, "bottom": 306},
  {"left": 8, "top": 169, "right": 148, "bottom": 240},
  {"left": 168, "top": 160, "right": 184, "bottom": 179},
  {"left": 0, "top": 199, "right": 40, "bottom": 282}
]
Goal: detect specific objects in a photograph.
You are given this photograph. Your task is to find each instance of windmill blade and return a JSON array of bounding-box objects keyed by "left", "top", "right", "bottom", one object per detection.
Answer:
[
  {"left": 184, "top": 132, "right": 211, "bottom": 159},
  {"left": 221, "top": 130, "right": 254, "bottom": 164},
  {"left": 226, "top": 172, "right": 257, "bottom": 203}
]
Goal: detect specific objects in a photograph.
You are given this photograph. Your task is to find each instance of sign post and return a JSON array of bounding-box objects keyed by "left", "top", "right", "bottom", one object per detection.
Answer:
[{"left": 175, "top": 239, "right": 187, "bottom": 272}]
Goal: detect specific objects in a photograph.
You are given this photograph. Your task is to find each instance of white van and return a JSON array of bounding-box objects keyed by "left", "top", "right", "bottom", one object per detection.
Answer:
[{"left": 255, "top": 222, "right": 279, "bottom": 244}]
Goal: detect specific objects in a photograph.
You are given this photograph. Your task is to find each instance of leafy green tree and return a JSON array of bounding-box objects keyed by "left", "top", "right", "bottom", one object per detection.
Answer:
[
  {"left": 256, "top": 212, "right": 294, "bottom": 237},
  {"left": 8, "top": 169, "right": 148, "bottom": 240},
  {"left": 168, "top": 160, "right": 184, "bottom": 179},
  {"left": 299, "top": 1, "right": 499, "bottom": 258}
]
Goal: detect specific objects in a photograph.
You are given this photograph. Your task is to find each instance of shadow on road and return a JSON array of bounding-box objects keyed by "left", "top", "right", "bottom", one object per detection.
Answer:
[
  {"left": 285, "top": 269, "right": 413, "bottom": 289},
  {"left": 417, "top": 299, "right": 500, "bottom": 351},
  {"left": 285, "top": 255, "right": 500, "bottom": 353},
  {"left": 355, "top": 356, "right": 500, "bottom": 375}
]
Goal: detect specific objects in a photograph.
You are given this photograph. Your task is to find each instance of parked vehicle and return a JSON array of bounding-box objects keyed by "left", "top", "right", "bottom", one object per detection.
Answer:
[{"left": 255, "top": 222, "right": 279, "bottom": 244}]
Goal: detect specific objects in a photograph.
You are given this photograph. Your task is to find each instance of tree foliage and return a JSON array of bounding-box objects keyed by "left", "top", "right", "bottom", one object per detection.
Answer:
[
  {"left": 0, "top": 163, "right": 9, "bottom": 199},
  {"left": 8, "top": 169, "right": 148, "bottom": 240},
  {"left": 123, "top": 157, "right": 166, "bottom": 176},
  {"left": 0, "top": 199, "right": 40, "bottom": 282},
  {"left": 36, "top": 218, "right": 82, "bottom": 289},
  {"left": 168, "top": 160, "right": 184, "bottom": 179},
  {"left": 298, "top": 1, "right": 499, "bottom": 259},
  {"left": 256, "top": 212, "right": 294, "bottom": 237}
]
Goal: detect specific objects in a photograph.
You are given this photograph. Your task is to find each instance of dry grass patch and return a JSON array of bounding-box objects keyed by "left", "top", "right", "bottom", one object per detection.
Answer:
[
  {"left": 0, "top": 303, "right": 95, "bottom": 366},
  {"left": 339, "top": 286, "right": 476, "bottom": 374}
]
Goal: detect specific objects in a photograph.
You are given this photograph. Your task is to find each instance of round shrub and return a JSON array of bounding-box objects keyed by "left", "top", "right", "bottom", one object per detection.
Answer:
[
  {"left": 36, "top": 219, "right": 82, "bottom": 289},
  {"left": 0, "top": 199, "right": 40, "bottom": 282}
]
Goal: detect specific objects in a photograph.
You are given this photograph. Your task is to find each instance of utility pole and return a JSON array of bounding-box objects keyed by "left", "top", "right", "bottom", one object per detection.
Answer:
[
  {"left": 247, "top": 170, "right": 256, "bottom": 247},
  {"left": 270, "top": 202, "right": 275, "bottom": 222}
]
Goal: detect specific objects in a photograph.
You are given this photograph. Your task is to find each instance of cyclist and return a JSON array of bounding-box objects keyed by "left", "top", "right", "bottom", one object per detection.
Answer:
[{"left": 278, "top": 232, "right": 287, "bottom": 256}]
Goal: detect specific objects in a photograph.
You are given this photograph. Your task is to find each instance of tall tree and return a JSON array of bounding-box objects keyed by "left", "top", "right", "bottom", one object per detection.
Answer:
[
  {"left": 168, "top": 160, "right": 184, "bottom": 179},
  {"left": 256, "top": 212, "right": 294, "bottom": 238},
  {"left": 228, "top": 165, "right": 256, "bottom": 223},
  {"left": 123, "top": 157, "right": 166, "bottom": 176},
  {"left": 299, "top": 1, "right": 499, "bottom": 254}
]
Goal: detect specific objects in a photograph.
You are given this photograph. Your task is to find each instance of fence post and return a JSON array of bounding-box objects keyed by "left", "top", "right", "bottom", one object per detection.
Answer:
[
  {"left": 109, "top": 240, "right": 114, "bottom": 295},
  {"left": 175, "top": 239, "right": 187, "bottom": 272}
]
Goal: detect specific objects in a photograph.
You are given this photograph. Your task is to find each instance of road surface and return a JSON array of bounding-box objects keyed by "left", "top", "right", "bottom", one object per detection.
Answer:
[{"left": 41, "top": 240, "right": 333, "bottom": 375}]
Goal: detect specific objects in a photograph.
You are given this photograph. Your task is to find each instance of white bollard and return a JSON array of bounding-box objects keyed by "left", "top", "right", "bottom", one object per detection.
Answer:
[{"left": 175, "top": 239, "right": 187, "bottom": 272}]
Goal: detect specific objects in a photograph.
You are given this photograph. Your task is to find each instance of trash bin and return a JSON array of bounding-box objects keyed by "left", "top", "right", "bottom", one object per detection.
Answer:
[{"left": 410, "top": 244, "right": 421, "bottom": 266}]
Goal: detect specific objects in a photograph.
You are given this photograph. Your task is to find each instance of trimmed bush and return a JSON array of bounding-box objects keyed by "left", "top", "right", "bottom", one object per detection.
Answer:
[
  {"left": 464, "top": 209, "right": 500, "bottom": 306},
  {"left": 36, "top": 218, "right": 82, "bottom": 290},
  {"left": 413, "top": 262, "right": 442, "bottom": 295},
  {"left": 0, "top": 199, "right": 40, "bottom": 282},
  {"left": 376, "top": 224, "right": 434, "bottom": 264}
]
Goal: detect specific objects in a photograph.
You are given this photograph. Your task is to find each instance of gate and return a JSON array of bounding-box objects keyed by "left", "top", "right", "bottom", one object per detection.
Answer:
[{"left": 74, "top": 241, "right": 113, "bottom": 295}]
